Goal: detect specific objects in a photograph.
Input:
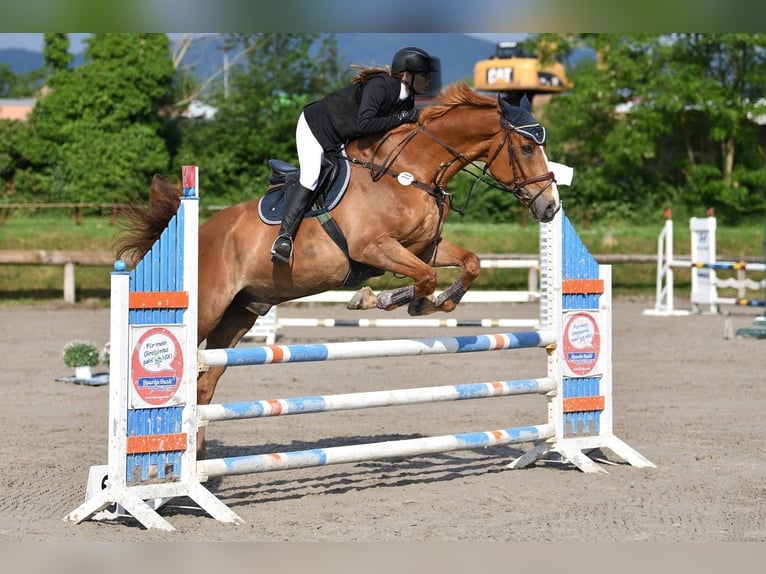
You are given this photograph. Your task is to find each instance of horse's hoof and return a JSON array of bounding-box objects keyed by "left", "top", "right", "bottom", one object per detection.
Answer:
[
  {"left": 346, "top": 292, "right": 364, "bottom": 310},
  {"left": 408, "top": 297, "right": 430, "bottom": 316},
  {"left": 408, "top": 295, "right": 438, "bottom": 316},
  {"left": 346, "top": 286, "right": 374, "bottom": 310}
]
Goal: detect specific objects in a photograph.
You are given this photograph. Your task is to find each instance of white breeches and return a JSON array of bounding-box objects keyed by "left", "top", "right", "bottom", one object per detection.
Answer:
[{"left": 296, "top": 112, "right": 324, "bottom": 190}]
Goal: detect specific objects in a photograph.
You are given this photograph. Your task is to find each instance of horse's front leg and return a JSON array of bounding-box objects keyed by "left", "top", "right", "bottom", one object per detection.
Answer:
[
  {"left": 347, "top": 276, "right": 435, "bottom": 312},
  {"left": 346, "top": 240, "right": 480, "bottom": 315},
  {"left": 408, "top": 240, "right": 481, "bottom": 316},
  {"left": 196, "top": 303, "right": 258, "bottom": 459},
  {"left": 346, "top": 241, "right": 438, "bottom": 312}
]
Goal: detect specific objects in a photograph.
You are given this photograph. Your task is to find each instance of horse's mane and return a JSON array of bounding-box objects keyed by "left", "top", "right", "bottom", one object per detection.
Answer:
[{"left": 419, "top": 82, "right": 496, "bottom": 122}]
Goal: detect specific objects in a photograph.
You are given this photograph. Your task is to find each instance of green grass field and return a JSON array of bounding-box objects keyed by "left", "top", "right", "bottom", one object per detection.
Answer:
[{"left": 0, "top": 212, "right": 763, "bottom": 305}]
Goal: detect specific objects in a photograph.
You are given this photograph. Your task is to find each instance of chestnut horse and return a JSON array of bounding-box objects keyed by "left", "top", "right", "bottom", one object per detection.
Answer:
[{"left": 116, "top": 82, "right": 561, "bottom": 457}]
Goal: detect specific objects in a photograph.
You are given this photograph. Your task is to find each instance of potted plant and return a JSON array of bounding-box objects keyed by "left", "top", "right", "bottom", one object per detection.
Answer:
[{"left": 61, "top": 340, "right": 101, "bottom": 379}]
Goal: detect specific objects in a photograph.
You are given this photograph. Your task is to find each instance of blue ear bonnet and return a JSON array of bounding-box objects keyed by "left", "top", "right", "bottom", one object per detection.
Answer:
[{"left": 498, "top": 95, "right": 547, "bottom": 145}]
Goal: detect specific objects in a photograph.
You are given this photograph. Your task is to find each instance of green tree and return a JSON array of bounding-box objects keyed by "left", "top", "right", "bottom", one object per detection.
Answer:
[
  {"left": 0, "top": 121, "right": 28, "bottom": 196},
  {"left": 655, "top": 34, "right": 766, "bottom": 218},
  {"left": 536, "top": 33, "right": 766, "bottom": 223},
  {"left": 43, "top": 33, "right": 73, "bottom": 80},
  {"left": 1, "top": 52, "right": 44, "bottom": 197},
  {"left": 15, "top": 33, "right": 177, "bottom": 205},
  {"left": 0, "top": 63, "right": 16, "bottom": 97},
  {"left": 173, "top": 33, "right": 351, "bottom": 204},
  {"left": 0, "top": 62, "right": 45, "bottom": 98}
]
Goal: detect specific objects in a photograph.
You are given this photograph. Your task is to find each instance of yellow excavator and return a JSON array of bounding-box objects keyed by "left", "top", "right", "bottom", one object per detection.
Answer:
[{"left": 473, "top": 41, "right": 571, "bottom": 105}]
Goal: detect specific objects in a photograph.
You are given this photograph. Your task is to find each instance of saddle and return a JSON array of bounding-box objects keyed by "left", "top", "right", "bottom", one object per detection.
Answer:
[
  {"left": 257, "top": 151, "right": 384, "bottom": 287},
  {"left": 258, "top": 152, "right": 350, "bottom": 225}
]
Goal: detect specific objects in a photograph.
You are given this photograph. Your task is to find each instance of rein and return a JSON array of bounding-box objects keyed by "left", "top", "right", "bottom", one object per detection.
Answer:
[
  {"left": 339, "top": 137, "right": 447, "bottom": 267},
  {"left": 338, "top": 105, "right": 556, "bottom": 261},
  {"left": 344, "top": 133, "right": 444, "bottom": 197},
  {"left": 344, "top": 111, "right": 556, "bottom": 216}
]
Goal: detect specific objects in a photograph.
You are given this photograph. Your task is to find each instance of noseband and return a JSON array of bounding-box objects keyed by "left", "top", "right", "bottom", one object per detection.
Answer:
[{"left": 483, "top": 116, "right": 556, "bottom": 208}]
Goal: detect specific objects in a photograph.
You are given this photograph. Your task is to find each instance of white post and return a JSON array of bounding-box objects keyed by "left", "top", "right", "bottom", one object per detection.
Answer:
[
  {"left": 63, "top": 261, "right": 76, "bottom": 304},
  {"left": 644, "top": 217, "right": 676, "bottom": 315},
  {"left": 690, "top": 215, "right": 717, "bottom": 313},
  {"left": 64, "top": 166, "right": 243, "bottom": 531},
  {"left": 527, "top": 264, "right": 539, "bottom": 296},
  {"left": 664, "top": 218, "right": 675, "bottom": 313},
  {"left": 736, "top": 267, "right": 746, "bottom": 299},
  {"left": 644, "top": 214, "right": 693, "bottom": 316}
]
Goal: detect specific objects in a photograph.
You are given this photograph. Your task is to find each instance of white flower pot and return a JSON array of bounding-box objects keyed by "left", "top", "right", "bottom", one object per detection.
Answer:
[{"left": 74, "top": 365, "right": 92, "bottom": 379}]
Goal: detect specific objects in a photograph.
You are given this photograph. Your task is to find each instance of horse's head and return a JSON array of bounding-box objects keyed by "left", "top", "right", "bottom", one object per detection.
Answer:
[
  {"left": 370, "top": 83, "right": 562, "bottom": 223},
  {"left": 486, "top": 95, "right": 561, "bottom": 223}
]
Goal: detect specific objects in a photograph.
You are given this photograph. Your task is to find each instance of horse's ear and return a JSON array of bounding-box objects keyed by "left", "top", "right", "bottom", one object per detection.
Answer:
[
  {"left": 497, "top": 94, "right": 513, "bottom": 116},
  {"left": 520, "top": 93, "right": 531, "bottom": 112}
]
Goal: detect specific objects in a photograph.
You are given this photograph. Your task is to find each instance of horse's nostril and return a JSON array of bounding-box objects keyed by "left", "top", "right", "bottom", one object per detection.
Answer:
[{"left": 539, "top": 202, "right": 558, "bottom": 223}]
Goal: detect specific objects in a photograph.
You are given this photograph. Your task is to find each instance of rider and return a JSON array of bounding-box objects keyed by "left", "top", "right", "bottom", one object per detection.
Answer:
[{"left": 270, "top": 46, "right": 438, "bottom": 264}]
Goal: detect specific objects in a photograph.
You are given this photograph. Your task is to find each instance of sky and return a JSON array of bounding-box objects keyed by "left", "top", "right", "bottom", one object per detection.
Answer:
[
  {"left": 0, "top": 33, "right": 523, "bottom": 53},
  {"left": 0, "top": 33, "right": 89, "bottom": 52}
]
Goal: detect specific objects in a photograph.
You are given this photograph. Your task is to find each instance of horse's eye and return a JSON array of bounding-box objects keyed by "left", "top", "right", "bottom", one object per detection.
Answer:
[{"left": 521, "top": 145, "right": 534, "bottom": 155}]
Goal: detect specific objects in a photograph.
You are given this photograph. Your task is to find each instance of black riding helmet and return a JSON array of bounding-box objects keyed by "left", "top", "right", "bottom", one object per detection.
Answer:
[{"left": 391, "top": 46, "right": 438, "bottom": 76}]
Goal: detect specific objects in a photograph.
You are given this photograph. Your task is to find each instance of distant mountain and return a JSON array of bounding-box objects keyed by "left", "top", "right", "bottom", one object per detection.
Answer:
[
  {"left": 0, "top": 33, "right": 496, "bottom": 92},
  {"left": 0, "top": 47, "right": 83, "bottom": 75},
  {"left": 0, "top": 48, "right": 45, "bottom": 74}
]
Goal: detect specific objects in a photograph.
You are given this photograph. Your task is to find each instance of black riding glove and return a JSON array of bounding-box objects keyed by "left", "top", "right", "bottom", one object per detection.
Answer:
[{"left": 396, "top": 108, "right": 419, "bottom": 124}]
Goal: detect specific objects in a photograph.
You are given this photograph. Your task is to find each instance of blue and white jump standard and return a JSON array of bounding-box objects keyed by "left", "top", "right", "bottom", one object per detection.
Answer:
[{"left": 65, "top": 166, "right": 654, "bottom": 531}]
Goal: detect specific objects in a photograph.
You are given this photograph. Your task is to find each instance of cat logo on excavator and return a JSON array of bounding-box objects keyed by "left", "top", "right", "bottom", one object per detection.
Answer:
[{"left": 474, "top": 41, "right": 571, "bottom": 100}]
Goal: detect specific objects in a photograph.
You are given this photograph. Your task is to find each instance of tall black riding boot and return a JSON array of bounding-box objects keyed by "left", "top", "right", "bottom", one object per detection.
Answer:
[{"left": 270, "top": 182, "right": 316, "bottom": 264}]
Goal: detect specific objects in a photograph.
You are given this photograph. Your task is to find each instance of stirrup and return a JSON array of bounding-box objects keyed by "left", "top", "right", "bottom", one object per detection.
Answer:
[{"left": 270, "top": 234, "right": 293, "bottom": 264}]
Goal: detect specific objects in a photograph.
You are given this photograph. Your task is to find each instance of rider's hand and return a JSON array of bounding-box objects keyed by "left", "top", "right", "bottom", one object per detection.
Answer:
[{"left": 396, "top": 108, "right": 419, "bottom": 124}]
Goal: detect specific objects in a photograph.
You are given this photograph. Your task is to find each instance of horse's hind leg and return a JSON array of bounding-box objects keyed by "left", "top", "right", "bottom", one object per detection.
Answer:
[
  {"left": 196, "top": 304, "right": 259, "bottom": 459},
  {"left": 408, "top": 240, "right": 481, "bottom": 316}
]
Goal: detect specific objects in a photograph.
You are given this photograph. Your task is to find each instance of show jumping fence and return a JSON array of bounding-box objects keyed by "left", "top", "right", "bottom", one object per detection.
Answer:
[
  {"left": 644, "top": 210, "right": 766, "bottom": 316},
  {"left": 65, "top": 165, "right": 654, "bottom": 532}
]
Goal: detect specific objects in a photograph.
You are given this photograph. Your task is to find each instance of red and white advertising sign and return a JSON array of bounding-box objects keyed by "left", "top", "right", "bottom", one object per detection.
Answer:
[
  {"left": 130, "top": 326, "right": 185, "bottom": 407},
  {"left": 561, "top": 312, "right": 601, "bottom": 377}
]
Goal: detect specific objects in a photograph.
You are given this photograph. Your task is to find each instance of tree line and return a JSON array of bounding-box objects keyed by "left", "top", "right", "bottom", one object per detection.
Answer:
[{"left": 1, "top": 33, "right": 764, "bottom": 225}]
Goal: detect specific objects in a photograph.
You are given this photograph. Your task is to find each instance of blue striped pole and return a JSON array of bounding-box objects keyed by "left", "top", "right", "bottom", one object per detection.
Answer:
[
  {"left": 199, "top": 331, "right": 555, "bottom": 368},
  {"left": 197, "top": 424, "right": 555, "bottom": 480},
  {"left": 198, "top": 377, "right": 556, "bottom": 422}
]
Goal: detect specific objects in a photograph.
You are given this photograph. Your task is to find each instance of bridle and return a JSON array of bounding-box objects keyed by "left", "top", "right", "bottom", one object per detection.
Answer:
[
  {"left": 339, "top": 101, "right": 558, "bottom": 266},
  {"left": 353, "top": 106, "right": 557, "bottom": 214},
  {"left": 491, "top": 115, "right": 556, "bottom": 207}
]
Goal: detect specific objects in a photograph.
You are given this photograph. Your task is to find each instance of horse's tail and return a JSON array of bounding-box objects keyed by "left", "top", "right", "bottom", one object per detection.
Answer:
[{"left": 113, "top": 173, "right": 182, "bottom": 266}]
